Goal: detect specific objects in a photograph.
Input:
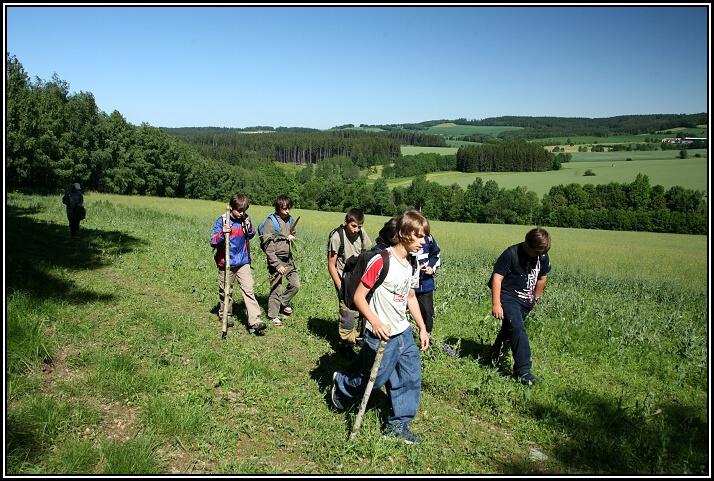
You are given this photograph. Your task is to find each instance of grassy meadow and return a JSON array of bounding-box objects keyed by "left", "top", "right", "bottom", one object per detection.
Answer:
[
  {"left": 6, "top": 192, "right": 707, "bottom": 474},
  {"left": 387, "top": 154, "right": 707, "bottom": 197},
  {"left": 425, "top": 124, "right": 524, "bottom": 137}
]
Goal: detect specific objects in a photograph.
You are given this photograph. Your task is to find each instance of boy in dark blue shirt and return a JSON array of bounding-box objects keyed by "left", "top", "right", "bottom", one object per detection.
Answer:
[{"left": 489, "top": 227, "right": 551, "bottom": 385}]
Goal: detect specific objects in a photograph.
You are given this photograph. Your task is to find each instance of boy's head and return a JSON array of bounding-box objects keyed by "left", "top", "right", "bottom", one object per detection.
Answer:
[
  {"left": 524, "top": 227, "right": 551, "bottom": 257},
  {"left": 230, "top": 193, "right": 250, "bottom": 214},
  {"left": 274, "top": 195, "right": 293, "bottom": 212},
  {"left": 344, "top": 208, "right": 364, "bottom": 236},
  {"left": 382, "top": 209, "right": 430, "bottom": 252}
]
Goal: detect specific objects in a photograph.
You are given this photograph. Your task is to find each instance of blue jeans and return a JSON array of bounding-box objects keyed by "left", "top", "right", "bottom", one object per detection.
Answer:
[
  {"left": 493, "top": 297, "right": 533, "bottom": 377},
  {"left": 333, "top": 326, "right": 422, "bottom": 431}
]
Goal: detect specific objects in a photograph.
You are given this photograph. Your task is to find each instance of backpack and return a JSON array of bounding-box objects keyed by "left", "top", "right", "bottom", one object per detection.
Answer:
[
  {"left": 257, "top": 213, "right": 294, "bottom": 252},
  {"left": 339, "top": 246, "right": 418, "bottom": 311},
  {"left": 327, "top": 225, "right": 365, "bottom": 260}
]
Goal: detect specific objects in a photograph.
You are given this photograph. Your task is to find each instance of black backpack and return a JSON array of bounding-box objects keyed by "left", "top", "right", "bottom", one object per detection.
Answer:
[
  {"left": 327, "top": 224, "right": 365, "bottom": 259},
  {"left": 339, "top": 246, "right": 417, "bottom": 311}
]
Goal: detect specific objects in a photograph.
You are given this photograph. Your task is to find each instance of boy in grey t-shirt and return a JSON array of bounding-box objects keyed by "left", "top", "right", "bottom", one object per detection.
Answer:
[{"left": 327, "top": 208, "right": 372, "bottom": 347}]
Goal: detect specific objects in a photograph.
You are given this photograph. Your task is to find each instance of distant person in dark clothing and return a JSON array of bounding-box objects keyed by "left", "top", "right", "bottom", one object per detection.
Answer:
[
  {"left": 62, "top": 182, "right": 85, "bottom": 238},
  {"left": 489, "top": 227, "right": 551, "bottom": 386}
]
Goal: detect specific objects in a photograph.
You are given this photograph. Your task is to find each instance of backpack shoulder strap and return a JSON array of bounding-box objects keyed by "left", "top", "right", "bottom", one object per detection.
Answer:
[
  {"left": 338, "top": 225, "right": 345, "bottom": 258},
  {"left": 372, "top": 249, "right": 391, "bottom": 291},
  {"left": 269, "top": 213, "right": 280, "bottom": 238}
]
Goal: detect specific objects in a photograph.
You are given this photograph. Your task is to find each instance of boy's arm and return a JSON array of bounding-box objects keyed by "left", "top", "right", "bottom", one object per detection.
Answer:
[
  {"left": 327, "top": 253, "right": 341, "bottom": 290},
  {"left": 407, "top": 289, "right": 430, "bottom": 351},
  {"left": 244, "top": 215, "right": 255, "bottom": 239},
  {"left": 427, "top": 237, "right": 441, "bottom": 274},
  {"left": 210, "top": 217, "right": 226, "bottom": 247},
  {"left": 534, "top": 276, "right": 548, "bottom": 304},
  {"left": 264, "top": 223, "right": 284, "bottom": 271},
  {"left": 354, "top": 282, "right": 389, "bottom": 341},
  {"left": 491, "top": 273, "right": 505, "bottom": 319}
]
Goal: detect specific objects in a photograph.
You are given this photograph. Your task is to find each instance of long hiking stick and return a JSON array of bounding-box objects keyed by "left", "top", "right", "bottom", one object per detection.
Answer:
[
  {"left": 349, "top": 339, "right": 388, "bottom": 441},
  {"left": 221, "top": 207, "right": 231, "bottom": 339}
]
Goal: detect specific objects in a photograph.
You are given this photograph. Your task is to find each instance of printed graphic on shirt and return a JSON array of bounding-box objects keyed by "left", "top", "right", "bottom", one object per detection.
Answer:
[{"left": 516, "top": 256, "right": 540, "bottom": 303}]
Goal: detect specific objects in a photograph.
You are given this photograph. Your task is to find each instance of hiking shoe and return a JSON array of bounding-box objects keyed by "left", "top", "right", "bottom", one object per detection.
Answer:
[
  {"left": 383, "top": 425, "right": 421, "bottom": 445},
  {"left": 331, "top": 372, "right": 344, "bottom": 410},
  {"left": 226, "top": 319, "right": 235, "bottom": 328},
  {"left": 281, "top": 306, "right": 293, "bottom": 316},
  {"left": 271, "top": 318, "right": 284, "bottom": 327},
  {"left": 249, "top": 321, "right": 267, "bottom": 335},
  {"left": 517, "top": 372, "right": 537, "bottom": 386}
]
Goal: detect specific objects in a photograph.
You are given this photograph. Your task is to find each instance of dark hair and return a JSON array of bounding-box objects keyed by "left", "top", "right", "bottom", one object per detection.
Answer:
[
  {"left": 377, "top": 208, "right": 429, "bottom": 247},
  {"left": 345, "top": 208, "right": 364, "bottom": 225},
  {"left": 230, "top": 193, "right": 250, "bottom": 212},
  {"left": 274, "top": 195, "right": 293, "bottom": 211},
  {"left": 525, "top": 227, "right": 551, "bottom": 254}
]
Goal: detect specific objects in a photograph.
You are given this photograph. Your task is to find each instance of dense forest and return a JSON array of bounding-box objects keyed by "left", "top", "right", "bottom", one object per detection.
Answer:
[
  {"left": 5, "top": 54, "right": 706, "bottom": 234},
  {"left": 163, "top": 128, "right": 401, "bottom": 168},
  {"left": 456, "top": 142, "right": 560, "bottom": 172},
  {"left": 360, "top": 113, "right": 708, "bottom": 140}
]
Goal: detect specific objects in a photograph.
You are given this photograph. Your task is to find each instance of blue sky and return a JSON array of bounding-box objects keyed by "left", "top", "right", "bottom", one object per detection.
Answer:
[{"left": 5, "top": 5, "right": 709, "bottom": 129}]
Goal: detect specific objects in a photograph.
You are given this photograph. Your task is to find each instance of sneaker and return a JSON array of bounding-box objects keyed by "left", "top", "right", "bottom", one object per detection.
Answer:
[
  {"left": 281, "top": 306, "right": 293, "bottom": 316},
  {"left": 383, "top": 425, "right": 421, "bottom": 445},
  {"left": 330, "top": 372, "right": 344, "bottom": 410},
  {"left": 517, "top": 372, "right": 537, "bottom": 386},
  {"left": 271, "top": 317, "right": 284, "bottom": 327},
  {"left": 249, "top": 321, "right": 267, "bottom": 335},
  {"left": 226, "top": 319, "right": 235, "bottom": 328}
]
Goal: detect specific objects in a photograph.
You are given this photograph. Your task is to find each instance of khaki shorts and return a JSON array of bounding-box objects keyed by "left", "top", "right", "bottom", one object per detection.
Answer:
[{"left": 338, "top": 301, "right": 361, "bottom": 344}]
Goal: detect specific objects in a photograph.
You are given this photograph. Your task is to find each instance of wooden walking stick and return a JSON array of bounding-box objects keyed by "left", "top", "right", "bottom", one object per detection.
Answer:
[
  {"left": 349, "top": 339, "right": 388, "bottom": 441},
  {"left": 221, "top": 206, "right": 231, "bottom": 339}
]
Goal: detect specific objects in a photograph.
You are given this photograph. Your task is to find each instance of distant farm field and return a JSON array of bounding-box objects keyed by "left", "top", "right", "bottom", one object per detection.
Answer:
[
  {"left": 401, "top": 145, "right": 459, "bottom": 156},
  {"left": 426, "top": 124, "right": 523, "bottom": 137},
  {"left": 387, "top": 156, "right": 707, "bottom": 197}
]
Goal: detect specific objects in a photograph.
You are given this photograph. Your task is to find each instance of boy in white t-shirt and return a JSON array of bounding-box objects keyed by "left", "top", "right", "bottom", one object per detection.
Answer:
[{"left": 330, "top": 209, "right": 431, "bottom": 444}]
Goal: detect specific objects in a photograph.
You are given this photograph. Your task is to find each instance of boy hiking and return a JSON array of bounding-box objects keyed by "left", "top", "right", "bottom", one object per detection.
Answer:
[
  {"left": 61, "top": 182, "right": 85, "bottom": 238},
  {"left": 327, "top": 208, "right": 372, "bottom": 350},
  {"left": 489, "top": 227, "right": 551, "bottom": 386},
  {"left": 331, "top": 209, "right": 431, "bottom": 444},
  {"left": 261, "top": 195, "right": 300, "bottom": 327},
  {"left": 414, "top": 233, "right": 441, "bottom": 335},
  {"left": 210, "top": 193, "right": 266, "bottom": 335}
]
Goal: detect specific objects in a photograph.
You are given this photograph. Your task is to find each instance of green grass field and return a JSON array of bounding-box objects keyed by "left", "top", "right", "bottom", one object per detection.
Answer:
[
  {"left": 401, "top": 145, "right": 459, "bottom": 156},
  {"left": 387, "top": 155, "right": 707, "bottom": 197},
  {"left": 6, "top": 192, "right": 707, "bottom": 474},
  {"left": 426, "top": 124, "right": 523, "bottom": 137}
]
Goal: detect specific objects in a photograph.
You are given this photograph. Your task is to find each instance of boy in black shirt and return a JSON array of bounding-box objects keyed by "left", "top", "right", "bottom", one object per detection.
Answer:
[{"left": 489, "top": 227, "right": 551, "bottom": 385}]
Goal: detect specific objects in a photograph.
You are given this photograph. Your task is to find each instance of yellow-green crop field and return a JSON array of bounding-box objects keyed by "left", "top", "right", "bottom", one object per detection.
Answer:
[{"left": 387, "top": 155, "right": 707, "bottom": 197}]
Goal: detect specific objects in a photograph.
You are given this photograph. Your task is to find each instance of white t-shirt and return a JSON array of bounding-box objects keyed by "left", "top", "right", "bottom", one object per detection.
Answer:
[{"left": 360, "top": 247, "right": 418, "bottom": 336}]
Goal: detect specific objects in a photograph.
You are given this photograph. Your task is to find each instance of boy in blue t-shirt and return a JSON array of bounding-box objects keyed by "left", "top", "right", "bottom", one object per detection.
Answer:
[{"left": 489, "top": 227, "right": 551, "bottom": 385}]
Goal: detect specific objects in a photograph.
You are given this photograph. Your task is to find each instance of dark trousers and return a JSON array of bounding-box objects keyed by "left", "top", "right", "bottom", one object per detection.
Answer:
[
  {"left": 68, "top": 216, "right": 80, "bottom": 237},
  {"left": 415, "top": 290, "right": 434, "bottom": 334},
  {"left": 493, "top": 297, "right": 533, "bottom": 377}
]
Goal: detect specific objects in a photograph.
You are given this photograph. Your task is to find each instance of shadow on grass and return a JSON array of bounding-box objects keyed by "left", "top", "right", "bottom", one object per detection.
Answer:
[
  {"left": 444, "top": 336, "right": 494, "bottom": 366},
  {"left": 309, "top": 344, "right": 389, "bottom": 438},
  {"left": 210, "top": 293, "right": 272, "bottom": 334},
  {"left": 504, "top": 389, "right": 708, "bottom": 475},
  {"left": 6, "top": 204, "right": 141, "bottom": 304}
]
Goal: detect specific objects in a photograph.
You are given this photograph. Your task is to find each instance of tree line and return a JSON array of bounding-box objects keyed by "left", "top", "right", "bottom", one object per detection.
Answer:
[
  {"left": 382, "top": 153, "right": 457, "bottom": 179},
  {"left": 456, "top": 142, "right": 560, "bottom": 172},
  {"left": 165, "top": 128, "right": 401, "bottom": 168},
  {"left": 5, "top": 54, "right": 705, "bottom": 235}
]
